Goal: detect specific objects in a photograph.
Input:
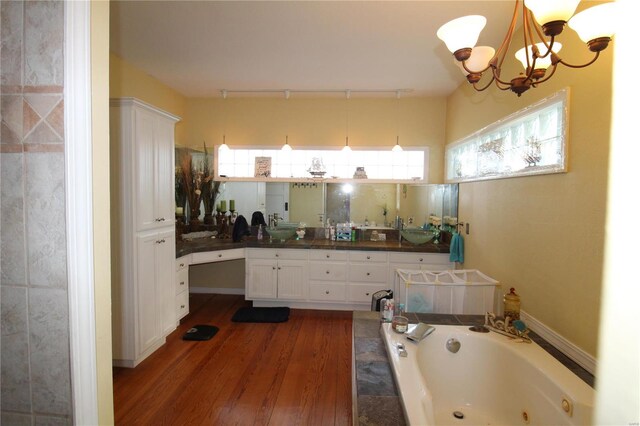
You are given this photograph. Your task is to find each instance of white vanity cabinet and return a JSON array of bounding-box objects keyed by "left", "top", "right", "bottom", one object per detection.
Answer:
[
  {"left": 245, "top": 248, "right": 308, "bottom": 300},
  {"left": 348, "top": 251, "right": 390, "bottom": 304},
  {"left": 175, "top": 255, "right": 191, "bottom": 323},
  {"left": 308, "top": 250, "right": 348, "bottom": 302},
  {"left": 388, "top": 252, "right": 454, "bottom": 306},
  {"left": 110, "top": 98, "right": 180, "bottom": 368}
]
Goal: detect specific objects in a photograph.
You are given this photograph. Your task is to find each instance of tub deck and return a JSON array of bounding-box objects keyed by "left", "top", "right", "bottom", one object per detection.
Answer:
[{"left": 353, "top": 311, "right": 594, "bottom": 426}]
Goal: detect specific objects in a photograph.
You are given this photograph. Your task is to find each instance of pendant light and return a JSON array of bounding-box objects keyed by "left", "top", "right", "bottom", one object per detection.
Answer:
[
  {"left": 219, "top": 90, "right": 229, "bottom": 152},
  {"left": 281, "top": 90, "right": 293, "bottom": 151},
  {"left": 343, "top": 90, "right": 352, "bottom": 152},
  {"left": 392, "top": 90, "right": 403, "bottom": 152}
]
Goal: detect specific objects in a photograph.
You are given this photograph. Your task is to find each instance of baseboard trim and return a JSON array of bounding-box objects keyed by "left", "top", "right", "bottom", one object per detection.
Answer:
[
  {"left": 521, "top": 309, "right": 597, "bottom": 375},
  {"left": 190, "top": 287, "right": 245, "bottom": 295}
]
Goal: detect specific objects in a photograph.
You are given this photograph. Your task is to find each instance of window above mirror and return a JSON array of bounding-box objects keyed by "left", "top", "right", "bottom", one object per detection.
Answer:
[{"left": 216, "top": 146, "right": 429, "bottom": 183}]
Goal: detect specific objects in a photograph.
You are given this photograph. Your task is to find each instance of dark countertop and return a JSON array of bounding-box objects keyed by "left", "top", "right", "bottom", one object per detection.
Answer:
[{"left": 176, "top": 236, "right": 450, "bottom": 258}]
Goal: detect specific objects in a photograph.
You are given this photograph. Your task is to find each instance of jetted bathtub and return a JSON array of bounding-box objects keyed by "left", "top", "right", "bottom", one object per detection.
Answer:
[{"left": 381, "top": 323, "right": 594, "bottom": 425}]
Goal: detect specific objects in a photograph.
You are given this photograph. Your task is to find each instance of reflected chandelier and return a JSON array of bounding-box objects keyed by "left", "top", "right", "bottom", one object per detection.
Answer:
[{"left": 436, "top": 0, "right": 616, "bottom": 96}]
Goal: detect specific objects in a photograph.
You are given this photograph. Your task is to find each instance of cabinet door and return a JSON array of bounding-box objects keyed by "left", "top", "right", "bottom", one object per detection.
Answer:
[
  {"left": 135, "top": 108, "right": 159, "bottom": 231},
  {"left": 155, "top": 118, "right": 175, "bottom": 226},
  {"left": 136, "top": 233, "right": 162, "bottom": 355},
  {"left": 156, "top": 229, "right": 176, "bottom": 336},
  {"left": 246, "top": 260, "right": 278, "bottom": 299},
  {"left": 277, "top": 260, "right": 307, "bottom": 300}
]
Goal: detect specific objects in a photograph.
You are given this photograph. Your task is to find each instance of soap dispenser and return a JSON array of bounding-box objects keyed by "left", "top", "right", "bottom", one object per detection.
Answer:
[{"left": 503, "top": 288, "right": 521, "bottom": 320}]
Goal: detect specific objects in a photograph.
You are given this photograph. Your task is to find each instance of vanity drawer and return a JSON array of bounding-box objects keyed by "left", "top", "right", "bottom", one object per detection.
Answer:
[
  {"left": 191, "top": 248, "right": 245, "bottom": 265},
  {"left": 175, "top": 267, "right": 189, "bottom": 295},
  {"left": 308, "top": 262, "right": 348, "bottom": 281},
  {"left": 308, "top": 282, "right": 346, "bottom": 302},
  {"left": 308, "top": 250, "right": 348, "bottom": 261},
  {"left": 348, "top": 264, "right": 388, "bottom": 283},
  {"left": 175, "top": 291, "right": 189, "bottom": 320},
  {"left": 388, "top": 252, "right": 451, "bottom": 267},
  {"left": 349, "top": 251, "right": 388, "bottom": 263},
  {"left": 348, "top": 284, "right": 392, "bottom": 303},
  {"left": 246, "top": 248, "right": 308, "bottom": 261}
]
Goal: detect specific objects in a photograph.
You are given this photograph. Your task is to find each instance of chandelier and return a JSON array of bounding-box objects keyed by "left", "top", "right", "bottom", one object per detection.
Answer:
[{"left": 436, "top": 0, "right": 616, "bottom": 96}]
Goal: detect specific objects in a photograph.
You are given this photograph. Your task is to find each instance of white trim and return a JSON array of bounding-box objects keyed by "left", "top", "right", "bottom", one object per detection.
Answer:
[
  {"left": 521, "top": 309, "right": 596, "bottom": 375},
  {"left": 64, "top": 1, "right": 99, "bottom": 424},
  {"left": 190, "top": 287, "right": 246, "bottom": 295}
]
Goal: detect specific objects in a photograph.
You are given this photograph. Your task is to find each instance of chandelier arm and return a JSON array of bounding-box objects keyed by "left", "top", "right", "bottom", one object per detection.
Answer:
[
  {"left": 490, "top": 66, "right": 516, "bottom": 87},
  {"left": 557, "top": 51, "right": 601, "bottom": 69},
  {"left": 472, "top": 74, "right": 497, "bottom": 92},
  {"left": 494, "top": 0, "right": 521, "bottom": 71}
]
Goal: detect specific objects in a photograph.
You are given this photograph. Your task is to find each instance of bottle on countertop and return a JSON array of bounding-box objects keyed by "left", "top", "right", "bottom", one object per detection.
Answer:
[
  {"left": 381, "top": 298, "right": 395, "bottom": 323},
  {"left": 257, "top": 224, "right": 263, "bottom": 240},
  {"left": 392, "top": 303, "right": 409, "bottom": 333},
  {"left": 503, "top": 287, "right": 521, "bottom": 320}
]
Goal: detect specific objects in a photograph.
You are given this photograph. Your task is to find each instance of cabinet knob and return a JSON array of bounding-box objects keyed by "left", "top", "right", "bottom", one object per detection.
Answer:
[
  {"left": 326, "top": 254, "right": 330, "bottom": 258},
  {"left": 272, "top": 267, "right": 276, "bottom": 270},
  {"left": 326, "top": 270, "right": 330, "bottom": 274},
  {"left": 275, "top": 254, "right": 279, "bottom": 258},
  {"left": 367, "top": 256, "right": 371, "bottom": 260},
  {"left": 366, "top": 292, "right": 370, "bottom": 296},
  {"left": 325, "top": 290, "right": 330, "bottom": 294},
  {"left": 179, "top": 263, "right": 185, "bottom": 267},
  {"left": 180, "top": 281, "right": 185, "bottom": 286},
  {"left": 419, "top": 258, "right": 423, "bottom": 262},
  {"left": 218, "top": 254, "right": 223, "bottom": 258},
  {"left": 278, "top": 266, "right": 281, "bottom": 270},
  {"left": 180, "top": 304, "right": 185, "bottom": 309},
  {"left": 366, "top": 272, "right": 371, "bottom": 276}
]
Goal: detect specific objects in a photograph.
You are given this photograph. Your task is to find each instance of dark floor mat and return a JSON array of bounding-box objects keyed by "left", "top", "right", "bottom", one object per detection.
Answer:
[
  {"left": 231, "top": 307, "right": 290, "bottom": 323},
  {"left": 182, "top": 325, "right": 219, "bottom": 341}
]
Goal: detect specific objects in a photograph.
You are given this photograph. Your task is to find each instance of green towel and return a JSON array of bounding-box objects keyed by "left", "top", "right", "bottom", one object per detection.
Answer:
[{"left": 449, "top": 232, "right": 464, "bottom": 263}]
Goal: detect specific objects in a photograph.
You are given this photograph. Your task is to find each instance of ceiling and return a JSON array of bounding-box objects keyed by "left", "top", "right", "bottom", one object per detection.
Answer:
[{"left": 109, "top": 1, "right": 515, "bottom": 98}]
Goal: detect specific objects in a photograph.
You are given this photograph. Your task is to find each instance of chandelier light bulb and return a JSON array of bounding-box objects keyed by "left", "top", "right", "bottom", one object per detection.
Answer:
[
  {"left": 219, "top": 135, "right": 229, "bottom": 151},
  {"left": 342, "top": 137, "right": 352, "bottom": 152},
  {"left": 282, "top": 135, "right": 292, "bottom": 151},
  {"left": 515, "top": 42, "right": 562, "bottom": 71},
  {"left": 437, "top": 15, "right": 487, "bottom": 59},
  {"left": 392, "top": 136, "right": 403, "bottom": 153},
  {"left": 456, "top": 46, "right": 495, "bottom": 75},
  {"left": 524, "top": 0, "right": 580, "bottom": 27},
  {"left": 568, "top": 3, "right": 617, "bottom": 48}
]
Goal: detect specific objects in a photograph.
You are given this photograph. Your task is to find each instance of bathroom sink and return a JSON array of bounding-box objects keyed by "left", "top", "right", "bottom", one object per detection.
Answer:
[
  {"left": 265, "top": 226, "right": 297, "bottom": 242},
  {"left": 400, "top": 229, "right": 435, "bottom": 245}
]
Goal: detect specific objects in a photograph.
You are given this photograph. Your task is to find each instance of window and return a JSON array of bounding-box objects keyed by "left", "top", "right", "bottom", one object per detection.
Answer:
[
  {"left": 217, "top": 147, "right": 428, "bottom": 182},
  {"left": 445, "top": 88, "right": 568, "bottom": 183}
]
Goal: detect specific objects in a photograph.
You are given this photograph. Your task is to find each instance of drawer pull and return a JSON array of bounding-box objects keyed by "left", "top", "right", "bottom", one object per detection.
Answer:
[
  {"left": 326, "top": 270, "right": 330, "bottom": 274},
  {"left": 155, "top": 217, "right": 166, "bottom": 222},
  {"left": 218, "top": 254, "right": 223, "bottom": 258},
  {"left": 180, "top": 304, "right": 185, "bottom": 309},
  {"left": 366, "top": 292, "right": 370, "bottom": 296},
  {"left": 278, "top": 267, "right": 281, "bottom": 270},
  {"left": 367, "top": 256, "right": 371, "bottom": 260},
  {"left": 272, "top": 267, "right": 276, "bottom": 270},
  {"left": 326, "top": 254, "right": 330, "bottom": 258},
  {"left": 275, "top": 254, "right": 279, "bottom": 257},
  {"left": 419, "top": 258, "right": 423, "bottom": 262},
  {"left": 155, "top": 239, "right": 165, "bottom": 244},
  {"left": 325, "top": 290, "right": 330, "bottom": 294},
  {"left": 366, "top": 272, "right": 371, "bottom": 276},
  {"left": 179, "top": 281, "right": 185, "bottom": 286},
  {"left": 179, "top": 263, "right": 185, "bottom": 268}
]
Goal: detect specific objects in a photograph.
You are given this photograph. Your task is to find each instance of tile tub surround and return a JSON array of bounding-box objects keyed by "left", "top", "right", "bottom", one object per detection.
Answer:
[
  {"left": 1, "top": 0, "right": 72, "bottom": 423},
  {"left": 352, "top": 311, "right": 594, "bottom": 426}
]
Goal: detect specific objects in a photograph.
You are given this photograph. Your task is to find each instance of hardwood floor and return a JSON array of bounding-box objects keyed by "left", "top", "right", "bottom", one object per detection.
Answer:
[{"left": 113, "top": 294, "right": 353, "bottom": 425}]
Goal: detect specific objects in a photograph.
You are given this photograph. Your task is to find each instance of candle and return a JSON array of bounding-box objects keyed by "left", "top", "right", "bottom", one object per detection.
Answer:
[
  {"left": 220, "top": 200, "right": 227, "bottom": 212},
  {"left": 175, "top": 207, "right": 183, "bottom": 215},
  {"left": 230, "top": 199, "right": 235, "bottom": 211}
]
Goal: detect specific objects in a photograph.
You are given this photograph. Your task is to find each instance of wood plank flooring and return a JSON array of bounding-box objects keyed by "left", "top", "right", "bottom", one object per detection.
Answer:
[{"left": 113, "top": 294, "right": 353, "bottom": 425}]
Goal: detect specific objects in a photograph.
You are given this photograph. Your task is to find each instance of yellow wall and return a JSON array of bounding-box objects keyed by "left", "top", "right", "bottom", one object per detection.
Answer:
[
  {"left": 445, "top": 15, "right": 612, "bottom": 356},
  {"left": 109, "top": 52, "right": 187, "bottom": 146},
  {"left": 185, "top": 96, "right": 447, "bottom": 183}
]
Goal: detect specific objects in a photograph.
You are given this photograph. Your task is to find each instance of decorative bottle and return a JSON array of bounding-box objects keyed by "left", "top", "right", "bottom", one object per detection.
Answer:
[
  {"left": 392, "top": 303, "right": 409, "bottom": 333},
  {"left": 503, "top": 287, "right": 521, "bottom": 320},
  {"left": 257, "top": 224, "right": 263, "bottom": 240},
  {"left": 382, "top": 298, "right": 395, "bottom": 323}
]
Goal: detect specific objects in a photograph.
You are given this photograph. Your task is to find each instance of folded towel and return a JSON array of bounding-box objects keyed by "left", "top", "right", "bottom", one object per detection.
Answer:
[{"left": 449, "top": 232, "right": 464, "bottom": 263}]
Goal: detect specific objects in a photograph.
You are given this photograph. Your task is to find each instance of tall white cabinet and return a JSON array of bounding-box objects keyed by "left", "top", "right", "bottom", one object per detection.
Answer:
[{"left": 110, "top": 98, "right": 180, "bottom": 367}]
